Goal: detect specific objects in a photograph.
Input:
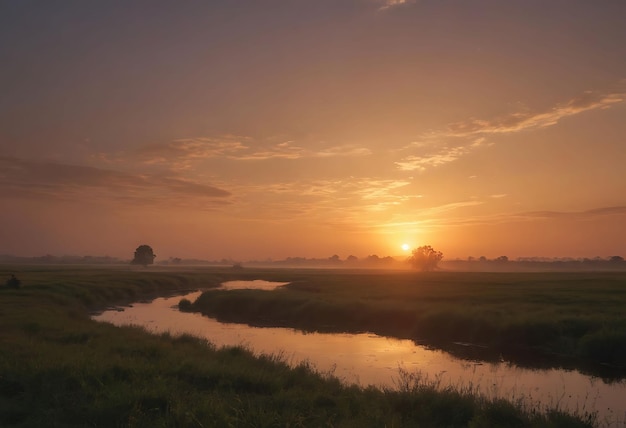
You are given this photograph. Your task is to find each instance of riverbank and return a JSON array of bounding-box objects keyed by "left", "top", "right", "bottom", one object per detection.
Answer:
[{"left": 0, "top": 266, "right": 597, "bottom": 426}]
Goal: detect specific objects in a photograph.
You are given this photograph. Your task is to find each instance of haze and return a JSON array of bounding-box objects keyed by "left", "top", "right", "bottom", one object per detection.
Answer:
[{"left": 1, "top": 1, "right": 625, "bottom": 261}]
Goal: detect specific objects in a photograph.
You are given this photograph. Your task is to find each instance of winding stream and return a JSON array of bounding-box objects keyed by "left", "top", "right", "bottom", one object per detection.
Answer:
[{"left": 93, "top": 281, "right": 626, "bottom": 426}]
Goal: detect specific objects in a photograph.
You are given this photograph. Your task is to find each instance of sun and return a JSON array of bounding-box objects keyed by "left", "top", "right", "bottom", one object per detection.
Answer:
[{"left": 401, "top": 243, "right": 411, "bottom": 252}]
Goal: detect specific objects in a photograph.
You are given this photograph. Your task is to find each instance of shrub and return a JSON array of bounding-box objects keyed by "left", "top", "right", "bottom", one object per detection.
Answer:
[
  {"left": 178, "top": 298, "right": 193, "bottom": 312},
  {"left": 6, "top": 275, "right": 21, "bottom": 289}
]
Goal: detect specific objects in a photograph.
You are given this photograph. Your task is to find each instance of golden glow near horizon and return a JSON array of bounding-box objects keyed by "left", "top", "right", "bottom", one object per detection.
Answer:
[
  {"left": 1, "top": 2, "right": 625, "bottom": 260},
  {"left": 401, "top": 244, "right": 411, "bottom": 252}
]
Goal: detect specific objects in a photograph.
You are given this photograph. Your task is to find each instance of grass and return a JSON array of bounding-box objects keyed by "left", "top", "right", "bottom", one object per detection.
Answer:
[
  {"left": 187, "top": 270, "right": 626, "bottom": 377},
  {"left": 0, "top": 265, "right": 603, "bottom": 427}
]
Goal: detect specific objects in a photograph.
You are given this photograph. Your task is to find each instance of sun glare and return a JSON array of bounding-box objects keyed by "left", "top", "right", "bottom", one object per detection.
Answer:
[{"left": 401, "top": 243, "right": 411, "bottom": 252}]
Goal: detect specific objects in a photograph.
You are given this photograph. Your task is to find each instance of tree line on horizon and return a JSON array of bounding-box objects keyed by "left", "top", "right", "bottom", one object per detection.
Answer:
[{"left": 1, "top": 245, "right": 624, "bottom": 271}]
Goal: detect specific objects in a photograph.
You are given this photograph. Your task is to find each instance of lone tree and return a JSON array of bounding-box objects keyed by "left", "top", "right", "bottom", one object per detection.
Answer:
[
  {"left": 131, "top": 245, "right": 156, "bottom": 266},
  {"left": 408, "top": 245, "right": 443, "bottom": 271}
]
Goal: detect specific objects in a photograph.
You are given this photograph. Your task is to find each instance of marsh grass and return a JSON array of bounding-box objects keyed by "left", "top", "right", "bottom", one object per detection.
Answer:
[{"left": 0, "top": 266, "right": 602, "bottom": 426}]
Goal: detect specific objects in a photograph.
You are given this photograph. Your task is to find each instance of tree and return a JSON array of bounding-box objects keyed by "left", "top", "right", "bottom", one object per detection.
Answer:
[
  {"left": 131, "top": 245, "right": 156, "bottom": 266},
  {"left": 328, "top": 254, "right": 341, "bottom": 264},
  {"left": 408, "top": 245, "right": 443, "bottom": 271}
]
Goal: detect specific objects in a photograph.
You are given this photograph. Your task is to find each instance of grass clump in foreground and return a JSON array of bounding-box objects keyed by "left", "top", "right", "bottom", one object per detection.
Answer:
[{"left": 0, "top": 266, "right": 598, "bottom": 427}]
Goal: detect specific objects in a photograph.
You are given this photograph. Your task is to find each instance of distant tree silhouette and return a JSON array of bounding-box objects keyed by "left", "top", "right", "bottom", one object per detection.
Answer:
[
  {"left": 328, "top": 254, "right": 341, "bottom": 263},
  {"left": 495, "top": 255, "right": 509, "bottom": 262},
  {"left": 131, "top": 245, "right": 156, "bottom": 266},
  {"left": 408, "top": 246, "right": 443, "bottom": 271},
  {"left": 609, "top": 256, "right": 624, "bottom": 263}
]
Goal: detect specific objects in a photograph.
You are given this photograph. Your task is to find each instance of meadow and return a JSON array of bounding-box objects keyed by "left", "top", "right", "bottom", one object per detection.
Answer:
[
  {"left": 189, "top": 269, "right": 626, "bottom": 378},
  {"left": 0, "top": 265, "right": 612, "bottom": 427}
]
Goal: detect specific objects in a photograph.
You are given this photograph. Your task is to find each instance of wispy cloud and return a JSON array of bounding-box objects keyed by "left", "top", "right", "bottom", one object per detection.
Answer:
[
  {"left": 238, "top": 178, "right": 410, "bottom": 201},
  {"left": 99, "top": 137, "right": 371, "bottom": 169},
  {"left": 396, "top": 88, "right": 625, "bottom": 171},
  {"left": 315, "top": 146, "right": 372, "bottom": 158},
  {"left": 377, "top": 0, "right": 415, "bottom": 11},
  {"left": 444, "top": 90, "right": 624, "bottom": 138},
  {"left": 233, "top": 141, "right": 306, "bottom": 160},
  {"left": 136, "top": 137, "right": 248, "bottom": 166},
  {"left": 419, "top": 205, "right": 626, "bottom": 228},
  {"left": 220, "top": 140, "right": 372, "bottom": 161},
  {"left": 223, "top": 177, "right": 414, "bottom": 225},
  {"left": 0, "top": 156, "right": 231, "bottom": 209},
  {"left": 324, "top": 199, "right": 484, "bottom": 233},
  {"left": 517, "top": 206, "right": 626, "bottom": 220},
  {"left": 395, "top": 145, "right": 470, "bottom": 171}
]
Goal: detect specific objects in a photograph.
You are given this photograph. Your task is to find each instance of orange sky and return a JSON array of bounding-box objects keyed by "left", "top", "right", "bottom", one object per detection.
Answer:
[{"left": 1, "top": 1, "right": 625, "bottom": 261}]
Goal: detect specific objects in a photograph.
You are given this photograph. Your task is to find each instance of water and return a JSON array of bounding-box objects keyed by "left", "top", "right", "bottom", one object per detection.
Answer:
[
  {"left": 93, "top": 281, "right": 626, "bottom": 426},
  {"left": 217, "top": 280, "right": 290, "bottom": 290}
]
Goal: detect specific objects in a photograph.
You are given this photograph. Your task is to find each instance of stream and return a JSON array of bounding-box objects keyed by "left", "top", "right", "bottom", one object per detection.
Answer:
[{"left": 92, "top": 280, "right": 626, "bottom": 426}]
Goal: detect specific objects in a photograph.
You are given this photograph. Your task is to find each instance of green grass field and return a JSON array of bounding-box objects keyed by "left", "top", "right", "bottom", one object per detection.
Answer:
[{"left": 0, "top": 265, "right": 608, "bottom": 427}]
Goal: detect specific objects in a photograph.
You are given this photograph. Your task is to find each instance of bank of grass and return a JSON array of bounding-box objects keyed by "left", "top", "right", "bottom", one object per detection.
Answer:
[
  {"left": 0, "top": 266, "right": 595, "bottom": 427},
  {"left": 188, "top": 270, "right": 626, "bottom": 374}
]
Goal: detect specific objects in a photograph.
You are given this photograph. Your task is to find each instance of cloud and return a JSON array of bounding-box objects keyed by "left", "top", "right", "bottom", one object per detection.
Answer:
[
  {"left": 0, "top": 156, "right": 231, "bottom": 208},
  {"left": 321, "top": 203, "right": 626, "bottom": 234},
  {"left": 444, "top": 90, "right": 624, "bottom": 138},
  {"left": 377, "top": 0, "right": 415, "bottom": 11},
  {"left": 136, "top": 137, "right": 248, "bottom": 166},
  {"left": 396, "top": 88, "right": 625, "bottom": 171},
  {"left": 238, "top": 178, "right": 410, "bottom": 201},
  {"left": 330, "top": 199, "right": 484, "bottom": 232},
  {"left": 223, "top": 141, "right": 372, "bottom": 161},
  {"left": 425, "top": 205, "right": 626, "bottom": 228},
  {"left": 222, "top": 177, "right": 414, "bottom": 225},
  {"left": 233, "top": 141, "right": 306, "bottom": 160},
  {"left": 315, "top": 146, "right": 372, "bottom": 158},
  {"left": 395, "top": 146, "right": 469, "bottom": 171},
  {"left": 100, "top": 137, "right": 371, "bottom": 169},
  {"left": 517, "top": 206, "right": 626, "bottom": 220}
]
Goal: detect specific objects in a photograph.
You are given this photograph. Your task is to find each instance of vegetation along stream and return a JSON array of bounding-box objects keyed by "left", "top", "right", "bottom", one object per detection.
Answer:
[{"left": 94, "top": 280, "right": 626, "bottom": 427}]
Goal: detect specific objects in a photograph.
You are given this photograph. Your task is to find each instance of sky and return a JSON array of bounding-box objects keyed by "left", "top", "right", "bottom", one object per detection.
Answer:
[{"left": 1, "top": 0, "right": 625, "bottom": 261}]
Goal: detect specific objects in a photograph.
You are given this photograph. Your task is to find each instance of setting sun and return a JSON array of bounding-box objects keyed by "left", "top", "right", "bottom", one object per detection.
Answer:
[{"left": 401, "top": 244, "right": 411, "bottom": 252}]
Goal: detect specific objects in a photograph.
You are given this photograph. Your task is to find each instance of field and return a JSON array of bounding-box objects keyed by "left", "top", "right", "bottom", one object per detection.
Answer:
[
  {"left": 0, "top": 265, "right": 615, "bottom": 427},
  {"left": 189, "top": 269, "right": 626, "bottom": 378}
]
